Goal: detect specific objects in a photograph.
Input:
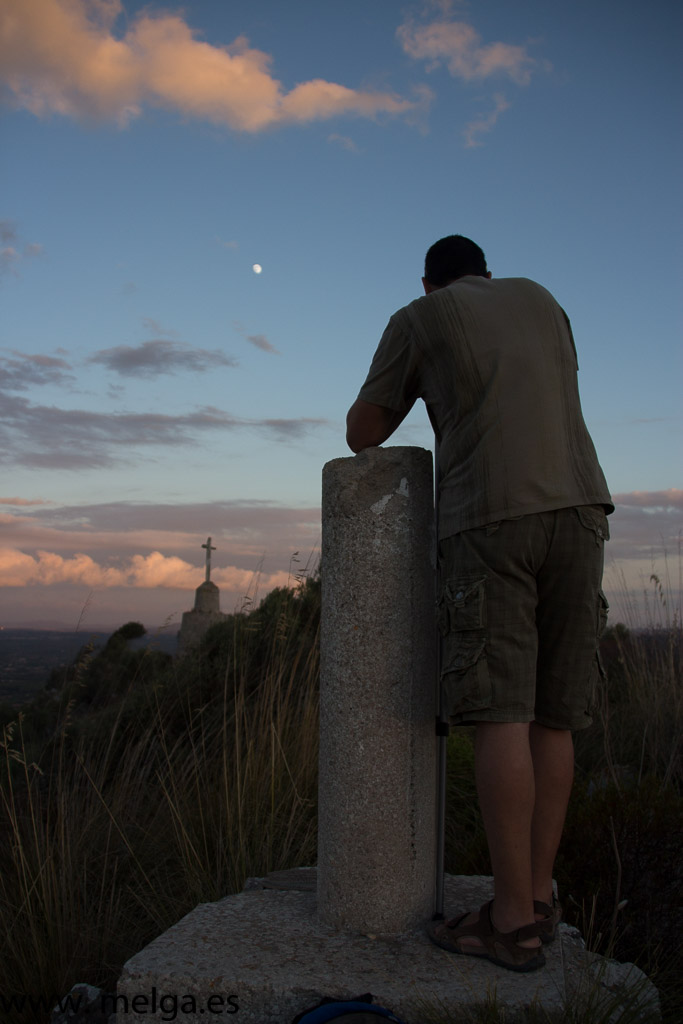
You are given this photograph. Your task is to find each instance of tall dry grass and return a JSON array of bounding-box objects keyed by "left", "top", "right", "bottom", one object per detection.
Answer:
[
  {"left": 0, "top": 581, "right": 319, "bottom": 1024},
  {"left": 0, "top": 565, "right": 680, "bottom": 1023},
  {"left": 574, "top": 568, "right": 681, "bottom": 790}
]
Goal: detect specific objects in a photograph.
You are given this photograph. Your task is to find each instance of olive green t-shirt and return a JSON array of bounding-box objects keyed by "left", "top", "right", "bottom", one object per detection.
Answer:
[{"left": 358, "top": 276, "right": 613, "bottom": 538}]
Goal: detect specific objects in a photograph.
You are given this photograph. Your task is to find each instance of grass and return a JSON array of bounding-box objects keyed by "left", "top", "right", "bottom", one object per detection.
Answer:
[
  {"left": 410, "top": 959, "right": 661, "bottom": 1023},
  {"left": 0, "top": 569, "right": 680, "bottom": 1023},
  {"left": 0, "top": 580, "right": 320, "bottom": 1024}
]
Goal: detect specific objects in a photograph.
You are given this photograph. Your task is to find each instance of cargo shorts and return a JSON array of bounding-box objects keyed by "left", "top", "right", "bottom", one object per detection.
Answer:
[{"left": 438, "top": 505, "right": 609, "bottom": 731}]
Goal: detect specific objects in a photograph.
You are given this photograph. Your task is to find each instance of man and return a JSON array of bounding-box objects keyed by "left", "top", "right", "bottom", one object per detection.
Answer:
[{"left": 346, "top": 235, "right": 612, "bottom": 972}]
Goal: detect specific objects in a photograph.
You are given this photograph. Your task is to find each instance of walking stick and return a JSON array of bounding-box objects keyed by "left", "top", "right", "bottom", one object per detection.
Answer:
[{"left": 433, "top": 439, "right": 449, "bottom": 920}]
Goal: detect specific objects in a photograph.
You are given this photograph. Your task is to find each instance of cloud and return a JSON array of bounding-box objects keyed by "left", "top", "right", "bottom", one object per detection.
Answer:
[
  {"left": 612, "top": 490, "right": 683, "bottom": 509},
  {"left": 0, "top": 496, "right": 49, "bottom": 506},
  {"left": 0, "top": 545, "right": 292, "bottom": 591},
  {"left": 246, "top": 334, "right": 279, "bottom": 355},
  {"left": 397, "top": 16, "right": 540, "bottom": 85},
  {"left": 89, "top": 339, "right": 238, "bottom": 377},
  {"left": 141, "top": 317, "right": 179, "bottom": 338},
  {"left": 0, "top": 393, "right": 329, "bottom": 468},
  {"left": 1, "top": 501, "right": 322, "bottom": 583},
  {"left": 0, "top": 220, "right": 17, "bottom": 244},
  {"left": 463, "top": 93, "right": 510, "bottom": 147},
  {"left": 260, "top": 418, "right": 322, "bottom": 438},
  {"left": 8, "top": 497, "right": 320, "bottom": 538},
  {"left": 328, "top": 133, "right": 359, "bottom": 152},
  {"left": 0, "top": 351, "right": 75, "bottom": 390},
  {"left": 628, "top": 418, "right": 676, "bottom": 425},
  {"left": 0, "top": 247, "right": 20, "bottom": 274},
  {"left": 1, "top": 0, "right": 418, "bottom": 131},
  {"left": 606, "top": 490, "right": 682, "bottom": 565},
  {"left": 0, "top": 497, "right": 320, "bottom": 623},
  {"left": 233, "top": 321, "right": 279, "bottom": 354},
  {"left": 0, "top": 220, "right": 44, "bottom": 277}
]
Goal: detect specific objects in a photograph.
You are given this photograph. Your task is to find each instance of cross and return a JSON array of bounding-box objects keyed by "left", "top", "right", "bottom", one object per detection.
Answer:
[{"left": 202, "top": 537, "right": 216, "bottom": 582}]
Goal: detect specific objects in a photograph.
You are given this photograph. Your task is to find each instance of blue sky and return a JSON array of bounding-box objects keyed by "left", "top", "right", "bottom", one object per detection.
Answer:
[{"left": 1, "top": 0, "right": 681, "bottom": 628}]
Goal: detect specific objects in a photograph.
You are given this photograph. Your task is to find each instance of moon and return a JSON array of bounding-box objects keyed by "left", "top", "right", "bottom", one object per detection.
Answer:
[{"left": 252, "top": 263, "right": 262, "bottom": 274}]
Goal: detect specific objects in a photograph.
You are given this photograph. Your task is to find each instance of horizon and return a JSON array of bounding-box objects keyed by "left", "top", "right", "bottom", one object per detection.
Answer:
[{"left": 1, "top": 0, "right": 681, "bottom": 629}]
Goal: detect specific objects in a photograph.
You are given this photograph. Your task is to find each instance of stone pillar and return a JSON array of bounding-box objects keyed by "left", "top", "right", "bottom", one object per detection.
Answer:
[{"left": 318, "top": 446, "right": 437, "bottom": 934}]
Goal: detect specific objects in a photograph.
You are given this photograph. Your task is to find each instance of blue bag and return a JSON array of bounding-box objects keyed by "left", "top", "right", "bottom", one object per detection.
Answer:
[{"left": 290, "top": 992, "right": 406, "bottom": 1023}]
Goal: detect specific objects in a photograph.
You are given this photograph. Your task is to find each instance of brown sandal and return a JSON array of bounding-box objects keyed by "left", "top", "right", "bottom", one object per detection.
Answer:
[
  {"left": 534, "top": 894, "right": 563, "bottom": 944},
  {"left": 427, "top": 900, "right": 546, "bottom": 972}
]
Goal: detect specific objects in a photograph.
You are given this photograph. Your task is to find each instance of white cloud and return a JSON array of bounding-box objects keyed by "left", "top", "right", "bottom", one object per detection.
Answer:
[{"left": 0, "top": 0, "right": 418, "bottom": 131}]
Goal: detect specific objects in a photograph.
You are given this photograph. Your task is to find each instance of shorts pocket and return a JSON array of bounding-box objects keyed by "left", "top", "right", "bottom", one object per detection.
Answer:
[
  {"left": 575, "top": 505, "right": 610, "bottom": 544},
  {"left": 597, "top": 589, "right": 609, "bottom": 639},
  {"left": 442, "top": 633, "right": 492, "bottom": 717},
  {"left": 437, "top": 575, "right": 487, "bottom": 635},
  {"left": 438, "top": 574, "right": 491, "bottom": 717},
  {"left": 586, "top": 589, "right": 610, "bottom": 721}
]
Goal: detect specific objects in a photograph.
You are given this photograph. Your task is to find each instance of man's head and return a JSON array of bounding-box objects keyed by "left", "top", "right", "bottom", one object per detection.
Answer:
[{"left": 423, "top": 235, "right": 490, "bottom": 292}]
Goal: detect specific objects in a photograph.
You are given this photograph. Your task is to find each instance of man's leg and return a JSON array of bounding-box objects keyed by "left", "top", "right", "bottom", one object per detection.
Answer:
[
  {"left": 461, "top": 721, "right": 573, "bottom": 948},
  {"left": 472, "top": 721, "right": 539, "bottom": 946},
  {"left": 529, "top": 722, "right": 574, "bottom": 907}
]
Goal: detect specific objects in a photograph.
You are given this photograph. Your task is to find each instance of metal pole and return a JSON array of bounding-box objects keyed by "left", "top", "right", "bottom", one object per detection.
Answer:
[{"left": 433, "top": 440, "right": 449, "bottom": 920}]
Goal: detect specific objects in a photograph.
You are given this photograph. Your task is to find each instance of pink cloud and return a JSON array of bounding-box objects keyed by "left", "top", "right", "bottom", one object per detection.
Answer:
[
  {"left": 0, "top": 496, "right": 49, "bottom": 506},
  {"left": 397, "top": 17, "right": 540, "bottom": 85},
  {"left": 0, "top": 0, "right": 417, "bottom": 131},
  {"left": 463, "top": 93, "right": 510, "bottom": 148},
  {"left": 0, "top": 499, "right": 320, "bottom": 625},
  {"left": 0, "top": 546, "right": 291, "bottom": 592}
]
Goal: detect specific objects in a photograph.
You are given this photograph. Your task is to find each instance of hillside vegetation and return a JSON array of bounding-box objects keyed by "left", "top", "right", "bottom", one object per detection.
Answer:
[{"left": 0, "top": 572, "right": 681, "bottom": 1023}]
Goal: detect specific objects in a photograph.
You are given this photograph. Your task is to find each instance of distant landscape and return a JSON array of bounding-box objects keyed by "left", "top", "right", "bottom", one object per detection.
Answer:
[{"left": 0, "top": 628, "right": 178, "bottom": 706}]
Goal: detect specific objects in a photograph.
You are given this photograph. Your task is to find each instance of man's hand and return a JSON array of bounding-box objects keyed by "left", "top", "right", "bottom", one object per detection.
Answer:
[{"left": 346, "top": 399, "right": 408, "bottom": 453}]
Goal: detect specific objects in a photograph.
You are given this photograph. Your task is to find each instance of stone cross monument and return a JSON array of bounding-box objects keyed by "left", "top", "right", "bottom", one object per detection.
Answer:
[
  {"left": 202, "top": 537, "right": 216, "bottom": 582},
  {"left": 178, "top": 536, "right": 228, "bottom": 651}
]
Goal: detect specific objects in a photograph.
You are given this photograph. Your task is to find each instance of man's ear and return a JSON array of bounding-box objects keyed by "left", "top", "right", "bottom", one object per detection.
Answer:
[{"left": 486, "top": 271, "right": 492, "bottom": 279}]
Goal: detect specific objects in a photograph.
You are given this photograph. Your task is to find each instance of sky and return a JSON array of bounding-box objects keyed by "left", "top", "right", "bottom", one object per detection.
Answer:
[{"left": 1, "top": 0, "right": 681, "bottom": 631}]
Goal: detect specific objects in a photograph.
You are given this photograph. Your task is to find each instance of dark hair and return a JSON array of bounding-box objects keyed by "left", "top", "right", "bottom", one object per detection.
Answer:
[{"left": 424, "top": 235, "right": 488, "bottom": 286}]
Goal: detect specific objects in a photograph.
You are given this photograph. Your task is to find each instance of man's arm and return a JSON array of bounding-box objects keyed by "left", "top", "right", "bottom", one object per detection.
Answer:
[{"left": 346, "top": 398, "right": 410, "bottom": 453}]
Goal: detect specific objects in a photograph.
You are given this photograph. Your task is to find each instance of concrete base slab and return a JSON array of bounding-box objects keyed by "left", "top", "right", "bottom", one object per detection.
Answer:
[{"left": 116, "top": 870, "right": 658, "bottom": 1023}]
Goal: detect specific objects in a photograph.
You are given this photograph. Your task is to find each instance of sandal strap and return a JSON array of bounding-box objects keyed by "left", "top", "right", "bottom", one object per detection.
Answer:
[
  {"left": 444, "top": 901, "right": 495, "bottom": 939},
  {"left": 512, "top": 920, "right": 545, "bottom": 943}
]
